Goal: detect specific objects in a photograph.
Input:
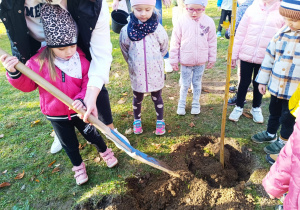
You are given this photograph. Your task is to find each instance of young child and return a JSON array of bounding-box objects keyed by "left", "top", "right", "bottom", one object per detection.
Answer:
[
  {"left": 0, "top": 4, "right": 118, "bottom": 185},
  {"left": 119, "top": 0, "right": 169, "bottom": 135},
  {"left": 252, "top": 0, "right": 300, "bottom": 156},
  {"left": 169, "top": 0, "right": 217, "bottom": 115},
  {"left": 229, "top": 0, "right": 285, "bottom": 123},
  {"left": 217, "top": 0, "right": 232, "bottom": 37}
]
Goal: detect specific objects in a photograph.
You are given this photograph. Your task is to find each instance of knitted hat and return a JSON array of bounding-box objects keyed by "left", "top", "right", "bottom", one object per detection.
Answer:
[
  {"left": 130, "top": 0, "right": 156, "bottom": 6},
  {"left": 41, "top": 4, "right": 77, "bottom": 48},
  {"left": 279, "top": 0, "right": 300, "bottom": 19},
  {"left": 185, "top": 0, "right": 208, "bottom": 7}
]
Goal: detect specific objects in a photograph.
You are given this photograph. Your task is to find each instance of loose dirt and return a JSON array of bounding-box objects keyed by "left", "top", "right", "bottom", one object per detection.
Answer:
[{"left": 78, "top": 136, "right": 259, "bottom": 210}]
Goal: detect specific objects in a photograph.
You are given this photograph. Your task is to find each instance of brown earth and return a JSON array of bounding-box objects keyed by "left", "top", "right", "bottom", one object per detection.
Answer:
[{"left": 77, "top": 136, "right": 258, "bottom": 210}]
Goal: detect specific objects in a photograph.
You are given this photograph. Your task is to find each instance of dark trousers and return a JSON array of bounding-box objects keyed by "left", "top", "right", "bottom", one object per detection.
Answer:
[
  {"left": 96, "top": 85, "right": 113, "bottom": 125},
  {"left": 133, "top": 89, "right": 164, "bottom": 120},
  {"left": 267, "top": 95, "right": 296, "bottom": 139},
  {"left": 218, "top": 9, "right": 232, "bottom": 32},
  {"left": 236, "top": 60, "right": 262, "bottom": 108},
  {"left": 51, "top": 117, "right": 107, "bottom": 166}
]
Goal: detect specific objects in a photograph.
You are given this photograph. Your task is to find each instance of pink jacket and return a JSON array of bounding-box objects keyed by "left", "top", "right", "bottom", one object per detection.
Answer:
[
  {"left": 232, "top": 0, "right": 284, "bottom": 64},
  {"left": 262, "top": 109, "right": 300, "bottom": 209},
  {"left": 6, "top": 48, "right": 90, "bottom": 118},
  {"left": 169, "top": 13, "right": 217, "bottom": 66}
]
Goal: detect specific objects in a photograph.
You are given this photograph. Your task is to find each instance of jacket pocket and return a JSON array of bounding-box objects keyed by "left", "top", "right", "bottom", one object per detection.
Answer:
[{"left": 180, "top": 51, "right": 195, "bottom": 65}]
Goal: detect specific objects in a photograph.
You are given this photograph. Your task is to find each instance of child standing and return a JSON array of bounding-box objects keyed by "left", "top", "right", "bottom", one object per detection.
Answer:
[
  {"left": 119, "top": 0, "right": 169, "bottom": 135},
  {"left": 252, "top": 0, "right": 300, "bottom": 156},
  {"left": 229, "top": 0, "right": 285, "bottom": 123},
  {"left": 0, "top": 4, "right": 118, "bottom": 185},
  {"left": 217, "top": 0, "right": 232, "bottom": 37},
  {"left": 169, "top": 0, "right": 217, "bottom": 115}
]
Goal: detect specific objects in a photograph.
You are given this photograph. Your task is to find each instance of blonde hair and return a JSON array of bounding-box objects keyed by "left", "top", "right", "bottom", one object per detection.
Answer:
[{"left": 37, "top": 47, "right": 58, "bottom": 81}]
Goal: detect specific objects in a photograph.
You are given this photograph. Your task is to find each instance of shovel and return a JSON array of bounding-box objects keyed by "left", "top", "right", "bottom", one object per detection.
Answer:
[{"left": 0, "top": 48, "right": 179, "bottom": 177}]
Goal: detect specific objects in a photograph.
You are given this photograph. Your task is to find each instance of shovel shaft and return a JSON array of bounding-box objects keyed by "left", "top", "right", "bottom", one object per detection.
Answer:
[{"left": 0, "top": 48, "right": 179, "bottom": 177}]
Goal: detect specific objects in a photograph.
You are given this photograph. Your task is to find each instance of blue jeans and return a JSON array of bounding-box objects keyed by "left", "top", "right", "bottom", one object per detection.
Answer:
[{"left": 155, "top": 0, "right": 169, "bottom": 59}]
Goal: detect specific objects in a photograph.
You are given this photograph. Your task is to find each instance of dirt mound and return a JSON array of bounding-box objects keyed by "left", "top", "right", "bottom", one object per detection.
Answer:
[{"left": 78, "top": 136, "right": 256, "bottom": 210}]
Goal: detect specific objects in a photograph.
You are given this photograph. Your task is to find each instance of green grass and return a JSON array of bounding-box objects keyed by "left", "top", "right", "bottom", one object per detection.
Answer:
[{"left": 0, "top": 1, "right": 278, "bottom": 209}]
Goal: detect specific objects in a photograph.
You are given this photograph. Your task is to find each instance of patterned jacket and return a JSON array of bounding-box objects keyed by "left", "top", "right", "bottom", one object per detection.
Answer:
[
  {"left": 119, "top": 23, "right": 168, "bottom": 93},
  {"left": 256, "top": 26, "right": 300, "bottom": 100}
]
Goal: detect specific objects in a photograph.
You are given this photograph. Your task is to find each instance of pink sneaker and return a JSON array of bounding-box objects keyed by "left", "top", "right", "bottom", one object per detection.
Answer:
[
  {"left": 155, "top": 120, "right": 165, "bottom": 135},
  {"left": 100, "top": 148, "right": 118, "bottom": 168},
  {"left": 133, "top": 119, "right": 143, "bottom": 134},
  {"left": 72, "top": 162, "right": 88, "bottom": 185}
]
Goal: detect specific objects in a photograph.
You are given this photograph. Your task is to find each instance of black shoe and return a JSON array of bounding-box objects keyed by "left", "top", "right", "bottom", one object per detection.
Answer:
[
  {"left": 265, "top": 154, "right": 278, "bottom": 165},
  {"left": 229, "top": 86, "right": 237, "bottom": 93}
]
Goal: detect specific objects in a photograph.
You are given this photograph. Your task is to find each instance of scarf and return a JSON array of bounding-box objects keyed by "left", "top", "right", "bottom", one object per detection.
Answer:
[
  {"left": 127, "top": 13, "right": 159, "bottom": 41},
  {"left": 54, "top": 51, "right": 82, "bottom": 79}
]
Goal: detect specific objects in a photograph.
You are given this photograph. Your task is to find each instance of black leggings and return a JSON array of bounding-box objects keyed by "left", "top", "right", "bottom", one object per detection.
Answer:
[
  {"left": 218, "top": 9, "right": 232, "bottom": 32},
  {"left": 236, "top": 60, "right": 262, "bottom": 108},
  {"left": 51, "top": 117, "right": 107, "bottom": 166}
]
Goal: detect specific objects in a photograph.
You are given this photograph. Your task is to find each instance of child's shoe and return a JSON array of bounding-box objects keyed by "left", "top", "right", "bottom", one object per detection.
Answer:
[
  {"left": 229, "top": 106, "right": 243, "bottom": 122},
  {"left": 251, "top": 131, "right": 277, "bottom": 143},
  {"left": 155, "top": 120, "right": 166, "bottom": 135},
  {"left": 229, "top": 85, "right": 237, "bottom": 93},
  {"left": 72, "top": 162, "right": 88, "bottom": 185},
  {"left": 133, "top": 119, "right": 143, "bottom": 134},
  {"left": 100, "top": 148, "right": 118, "bottom": 168},
  {"left": 191, "top": 106, "right": 200, "bottom": 115},
  {"left": 50, "top": 134, "right": 63, "bottom": 154},
  {"left": 250, "top": 107, "right": 264, "bottom": 123},
  {"left": 216, "top": 31, "right": 222, "bottom": 38},
  {"left": 177, "top": 107, "right": 186, "bottom": 115}
]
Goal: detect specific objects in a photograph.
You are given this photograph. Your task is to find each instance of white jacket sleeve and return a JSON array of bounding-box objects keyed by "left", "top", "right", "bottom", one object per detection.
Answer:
[{"left": 88, "top": 0, "right": 113, "bottom": 90}]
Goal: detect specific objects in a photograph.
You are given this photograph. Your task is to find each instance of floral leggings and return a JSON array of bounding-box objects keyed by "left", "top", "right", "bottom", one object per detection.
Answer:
[{"left": 133, "top": 89, "right": 164, "bottom": 120}]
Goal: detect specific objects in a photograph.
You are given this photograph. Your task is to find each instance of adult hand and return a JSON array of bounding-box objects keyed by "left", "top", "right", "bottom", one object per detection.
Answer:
[
  {"left": 171, "top": 63, "right": 179, "bottom": 71},
  {"left": 0, "top": 54, "right": 18, "bottom": 73},
  {"left": 112, "top": 0, "right": 119, "bottom": 11},
  {"left": 72, "top": 99, "right": 85, "bottom": 111},
  {"left": 163, "top": 0, "right": 171, "bottom": 8},
  {"left": 206, "top": 62, "right": 215, "bottom": 69},
  {"left": 82, "top": 86, "right": 101, "bottom": 123},
  {"left": 231, "top": 59, "right": 237, "bottom": 68},
  {"left": 258, "top": 84, "right": 266, "bottom": 95}
]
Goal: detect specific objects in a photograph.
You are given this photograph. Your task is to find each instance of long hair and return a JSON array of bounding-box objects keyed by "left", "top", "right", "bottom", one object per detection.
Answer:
[{"left": 37, "top": 47, "right": 58, "bottom": 81}]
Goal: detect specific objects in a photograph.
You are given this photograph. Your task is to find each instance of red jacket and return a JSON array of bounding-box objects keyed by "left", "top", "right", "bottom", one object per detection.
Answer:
[{"left": 6, "top": 47, "right": 90, "bottom": 119}]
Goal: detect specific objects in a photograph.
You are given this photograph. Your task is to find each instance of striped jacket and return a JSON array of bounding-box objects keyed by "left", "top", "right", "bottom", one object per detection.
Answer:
[{"left": 255, "top": 26, "right": 300, "bottom": 100}]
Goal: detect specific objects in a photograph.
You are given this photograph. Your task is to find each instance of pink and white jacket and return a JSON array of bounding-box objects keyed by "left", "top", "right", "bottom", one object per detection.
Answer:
[
  {"left": 232, "top": 0, "right": 284, "bottom": 64},
  {"left": 263, "top": 108, "right": 300, "bottom": 209},
  {"left": 6, "top": 47, "right": 90, "bottom": 120},
  {"left": 169, "top": 13, "right": 217, "bottom": 67}
]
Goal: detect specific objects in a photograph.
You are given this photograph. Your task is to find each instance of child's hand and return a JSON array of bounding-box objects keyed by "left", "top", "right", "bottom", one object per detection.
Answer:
[
  {"left": 231, "top": 59, "right": 237, "bottom": 68},
  {"left": 258, "top": 84, "right": 266, "bottom": 95},
  {"left": 72, "top": 99, "right": 85, "bottom": 111},
  {"left": 112, "top": 0, "right": 119, "bottom": 11},
  {"left": 171, "top": 64, "right": 179, "bottom": 71},
  {"left": 206, "top": 62, "right": 215, "bottom": 69},
  {"left": 0, "top": 54, "right": 19, "bottom": 73}
]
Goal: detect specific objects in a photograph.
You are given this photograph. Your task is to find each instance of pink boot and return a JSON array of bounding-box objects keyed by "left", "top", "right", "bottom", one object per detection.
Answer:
[
  {"left": 100, "top": 148, "right": 118, "bottom": 168},
  {"left": 72, "top": 162, "right": 88, "bottom": 185}
]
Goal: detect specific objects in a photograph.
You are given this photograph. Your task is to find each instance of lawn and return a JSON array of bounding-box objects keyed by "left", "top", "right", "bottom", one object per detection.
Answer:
[{"left": 0, "top": 1, "right": 278, "bottom": 209}]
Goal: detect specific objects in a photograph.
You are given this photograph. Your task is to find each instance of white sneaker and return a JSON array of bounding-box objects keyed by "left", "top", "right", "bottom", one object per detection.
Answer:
[
  {"left": 164, "top": 58, "right": 173, "bottom": 73},
  {"left": 50, "top": 134, "right": 63, "bottom": 154},
  {"left": 191, "top": 107, "right": 200, "bottom": 115},
  {"left": 229, "top": 106, "right": 243, "bottom": 122},
  {"left": 177, "top": 107, "right": 186, "bottom": 115},
  {"left": 106, "top": 128, "right": 130, "bottom": 150},
  {"left": 250, "top": 107, "right": 264, "bottom": 123}
]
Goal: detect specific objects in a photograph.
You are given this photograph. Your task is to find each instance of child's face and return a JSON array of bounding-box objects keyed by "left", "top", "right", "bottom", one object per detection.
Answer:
[
  {"left": 284, "top": 17, "right": 300, "bottom": 31},
  {"left": 185, "top": 4, "right": 205, "bottom": 20},
  {"left": 132, "top": 5, "right": 155, "bottom": 22},
  {"left": 52, "top": 45, "right": 77, "bottom": 60}
]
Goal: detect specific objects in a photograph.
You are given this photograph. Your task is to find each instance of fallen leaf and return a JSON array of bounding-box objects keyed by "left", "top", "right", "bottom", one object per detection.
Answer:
[
  {"left": 248, "top": 148, "right": 253, "bottom": 152},
  {"left": 0, "top": 182, "right": 10, "bottom": 188},
  {"left": 73, "top": 192, "right": 76, "bottom": 196},
  {"left": 242, "top": 112, "right": 252, "bottom": 119},
  {"left": 125, "top": 128, "right": 133, "bottom": 135},
  {"left": 30, "top": 120, "right": 41, "bottom": 127},
  {"left": 122, "top": 92, "right": 128, "bottom": 96},
  {"left": 54, "top": 164, "right": 61, "bottom": 167},
  {"left": 114, "top": 73, "right": 120, "bottom": 78},
  {"left": 220, "top": 37, "right": 224, "bottom": 40},
  {"left": 79, "top": 143, "right": 87, "bottom": 150},
  {"left": 165, "top": 85, "right": 171, "bottom": 88},
  {"left": 128, "top": 111, "right": 133, "bottom": 116},
  {"left": 117, "top": 98, "right": 126, "bottom": 104},
  {"left": 144, "top": 94, "right": 149, "bottom": 97},
  {"left": 2, "top": 170, "right": 7, "bottom": 174},
  {"left": 19, "top": 117, "right": 24, "bottom": 119},
  {"left": 29, "top": 175, "right": 36, "bottom": 182},
  {"left": 35, "top": 179, "right": 40, "bottom": 182},
  {"left": 169, "top": 97, "right": 174, "bottom": 100},
  {"left": 203, "top": 89, "right": 210, "bottom": 93},
  {"left": 52, "top": 167, "right": 60, "bottom": 173},
  {"left": 151, "top": 143, "right": 161, "bottom": 149},
  {"left": 210, "top": 107, "right": 214, "bottom": 110},
  {"left": 48, "top": 160, "right": 56, "bottom": 167},
  {"left": 94, "top": 157, "right": 101, "bottom": 163},
  {"left": 118, "top": 175, "right": 122, "bottom": 178},
  {"left": 50, "top": 130, "right": 55, "bottom": 137},
  {"left": 14, "top": 171, "right": 25, "bottom": 179},
  {"left": 189, "top": 122, "right": 195, "bottom": 127},
  {"left": 168, "top": 130, "right": 171, "bottom": 133},
  {"left": 0, "top": 134, "right": 4, "bottom": 138},
  {"left": 39, "top": 169, "right": 45, "bottom": 175}
]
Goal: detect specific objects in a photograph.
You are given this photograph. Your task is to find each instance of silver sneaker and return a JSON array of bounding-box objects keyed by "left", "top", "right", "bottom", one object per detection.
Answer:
[
  {"left": 250, "top": 107, "right": 264, "bottom": 123},
  {"left": 50, "top": 134, "right": 63, "bottom": 154},
  {"left": 229, "top": 106, "right": 243, "bottom": 122}
]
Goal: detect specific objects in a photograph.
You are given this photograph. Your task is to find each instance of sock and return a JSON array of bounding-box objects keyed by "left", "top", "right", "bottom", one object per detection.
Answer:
[
  {"left": 279, "top": 137, "right": 287, "bottom": 145},
  {"left": 267, "top": 132, "right": 275, "bottom": 138},
  {"left": 157, "top": 119, "right": 164, "bottom": 122}
]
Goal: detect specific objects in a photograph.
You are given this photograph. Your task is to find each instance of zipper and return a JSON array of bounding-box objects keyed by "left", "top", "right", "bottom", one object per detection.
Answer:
[
  {"left": 61, "top": 71, "right": 71, "bottom": 120},
  {"left": 143, "top": 38, "right": 149, "bottom": 92}
]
